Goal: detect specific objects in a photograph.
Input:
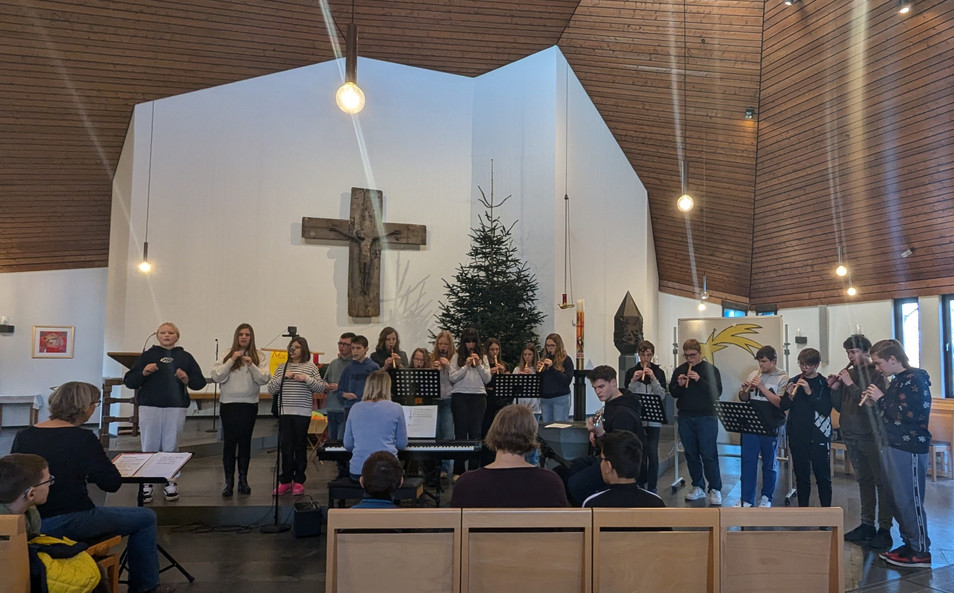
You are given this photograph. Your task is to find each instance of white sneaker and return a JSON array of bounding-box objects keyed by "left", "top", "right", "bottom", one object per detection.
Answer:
[
  {"left": 707, "top": 490, "right": 723, "bottom": 506},
  {"left": 735, "top": 500, "right": 752, "bottom": 508},
  {"left": 758, "top": 495, "right": 772, "bottom": 508},
  {"left": 685, "top": 486, "right": 707, "bottom": 501},
  {"left": 163, "top": 481, "right": 179, "bottom": 501},
  {"left": 141, "top": 484, "right": 153, "bottom": 504}
]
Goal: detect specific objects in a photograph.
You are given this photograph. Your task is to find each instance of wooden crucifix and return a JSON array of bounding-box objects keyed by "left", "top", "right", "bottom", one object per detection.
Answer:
[{"left": 302, "top": 187, "right": 427, "bottom": 317}]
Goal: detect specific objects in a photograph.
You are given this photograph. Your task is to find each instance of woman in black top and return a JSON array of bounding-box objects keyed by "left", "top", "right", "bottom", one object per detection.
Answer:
[{"left": 11, "top": 382, "right": 172, "bottom": 593}]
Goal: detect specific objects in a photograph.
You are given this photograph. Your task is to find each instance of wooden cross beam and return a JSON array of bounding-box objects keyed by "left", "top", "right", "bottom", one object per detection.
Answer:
[{"left": 302, "top": 187, "right": 427, "bottom": 317}]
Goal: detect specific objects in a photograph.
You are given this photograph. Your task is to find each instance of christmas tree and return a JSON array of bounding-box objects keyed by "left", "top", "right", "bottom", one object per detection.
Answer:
[{"left": 434, "top": 164, "right": 545, "bottom": 363}]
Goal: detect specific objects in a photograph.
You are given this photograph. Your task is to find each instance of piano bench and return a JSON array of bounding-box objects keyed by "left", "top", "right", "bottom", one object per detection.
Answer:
[{"left": 327, "top": 476, "right": 425, "bottom": 508}]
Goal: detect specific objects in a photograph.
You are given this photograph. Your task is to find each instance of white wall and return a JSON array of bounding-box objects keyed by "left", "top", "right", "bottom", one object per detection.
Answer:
[{"left": 0, "top": 269, "right": 108, "bottom": 423}]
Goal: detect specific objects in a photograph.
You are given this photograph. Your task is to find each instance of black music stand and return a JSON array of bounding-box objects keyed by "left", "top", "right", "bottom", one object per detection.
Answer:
[
  {"left": 638, "top": 393, "right": 668, "bottom": 424},
  {"left": 118, "top": 477, "right": 195, "bottom": 584},
  {"left": 391, "top": 368, "right": 441, "bottom": 405},
  {"left": 492, "top": 374, "right": 542, "bottom": 399},
  {"left": 714, "top": 401, "right": 776, "bottom": 437}
]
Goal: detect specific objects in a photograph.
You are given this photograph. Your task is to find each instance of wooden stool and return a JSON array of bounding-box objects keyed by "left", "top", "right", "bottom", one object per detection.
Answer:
[
  {"left": 327, "top": 476, "right": 424, "bottom": 508},
  {"left": 86, "top": 535, "right": 122, "bottom": 593}
]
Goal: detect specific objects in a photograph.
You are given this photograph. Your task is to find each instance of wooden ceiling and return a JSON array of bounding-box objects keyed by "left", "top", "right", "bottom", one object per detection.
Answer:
[{"left": 2, "top": 0, "right": 952, "bottom": 308}]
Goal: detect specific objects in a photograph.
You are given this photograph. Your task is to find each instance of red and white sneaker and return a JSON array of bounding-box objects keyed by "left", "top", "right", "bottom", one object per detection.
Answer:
[
  {"left": 272, "top": 482, "right": 293, "bottom": 496},
  {"left": 882, "top": 546, "right": 931, "bottom": 569},
  {"left": 292, "top": 482, "right": 305, "bottom": 496}
]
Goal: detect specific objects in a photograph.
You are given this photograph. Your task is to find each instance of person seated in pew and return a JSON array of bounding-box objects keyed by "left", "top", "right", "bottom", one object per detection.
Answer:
[
  {"left": 351, "top": 451, "right": 405, "bottom": 509},
  {"left": 0, "top": 453, "right": 106, "bottom": 593},
  {"left": 582, "top": 431, "right": 665, "bottom": 508},
  {"left": 450, "top": 404, "right": 567, "bottom": 508},
  {"left": 344, "top": 371, "right": 408, "bottom": 482},
  {"left": 10, "top": 382, "right": 174, "bottom": 593}
]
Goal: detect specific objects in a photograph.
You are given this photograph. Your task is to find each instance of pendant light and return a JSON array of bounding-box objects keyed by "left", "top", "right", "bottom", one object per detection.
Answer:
[
  {"left": 336, "top": 1, "right": 365, "bottom": 114},
  {"left": 138, "top": 103, "right": 155, "bottom": 273}
]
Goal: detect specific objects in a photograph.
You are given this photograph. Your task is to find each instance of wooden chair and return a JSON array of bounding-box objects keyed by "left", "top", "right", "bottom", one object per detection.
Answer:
[
  {"left": 829, "top": 409, "right": 852, "bottom": 477},
  {"left": 86, "top": 535, "right": 123, "bottom": 593},
  {"left": 461, "top": 509, "right": 591, "bottom": 593},
  {"left": 325, "top": 508, "right": 461, "bottom": 593},
  {"left": 927, "top": 405, "right": 953, "bottom": 481},
  {"left": 0, "top": 514, "right": 30, "bottom": 593},
  {"left": 720, "top": 507, "right": 843, "bottom": 593},
  {"left": 592, "top": 508, "right": 720, "bottom": 593}
]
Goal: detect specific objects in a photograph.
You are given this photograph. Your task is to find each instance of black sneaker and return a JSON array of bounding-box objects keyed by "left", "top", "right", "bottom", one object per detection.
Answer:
[
  {"left": 869, "top": 528, "right": 893, "bottom": 550},
  {"left": 844, "top": 523, "right": 877, "bottom": 543},
  {"left": 883, "top": 547, "right": 931, "bottom": 569},
  {"left": 879, "top": 544, "right": 908, "bottom": 562}
]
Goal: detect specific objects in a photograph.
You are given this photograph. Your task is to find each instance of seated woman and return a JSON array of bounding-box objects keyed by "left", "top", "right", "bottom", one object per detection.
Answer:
[
  {"left": 11, "top": 382, "right": 174, "bottom": 593},
  {"left": 343, "top": 370, "right": 408, "bottom": 481},
  {"left": 450, "top": 404, "right": 567, "bottom": 508}
]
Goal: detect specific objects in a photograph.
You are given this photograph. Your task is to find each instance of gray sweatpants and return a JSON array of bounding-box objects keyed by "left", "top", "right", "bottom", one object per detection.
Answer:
[
  {"left": 139, "top": 406, "right": 188, "bottom": 453},
  {"left": 880, "top": 446, "right": 930, "bottom": 553}
]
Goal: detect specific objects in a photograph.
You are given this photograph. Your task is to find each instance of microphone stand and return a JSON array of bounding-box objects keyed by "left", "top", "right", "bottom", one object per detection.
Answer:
[
  {"left": 206, "top": 339, "right": 220, "bottom": 433},
  {"left": 261, "top": 328, "right": 296, "bottom": 534}
]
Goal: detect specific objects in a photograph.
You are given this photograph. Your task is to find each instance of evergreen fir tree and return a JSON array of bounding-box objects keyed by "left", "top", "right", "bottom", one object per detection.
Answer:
[{"left": 434, "top": 166, "right": 545, "bottom": 363}]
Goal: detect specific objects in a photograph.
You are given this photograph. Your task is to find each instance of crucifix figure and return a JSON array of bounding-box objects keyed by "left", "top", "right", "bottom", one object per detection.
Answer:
[{"left": 302, "top": 187, "right": 427, "bottom": 317}]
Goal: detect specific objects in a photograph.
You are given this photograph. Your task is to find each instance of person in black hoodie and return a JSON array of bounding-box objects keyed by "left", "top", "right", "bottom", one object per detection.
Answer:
[
  {"left": 562, "top": 365, "right": 644, "bottom": 506},
  {"left": 123, "top": 322, "right": 206, "bottom": 502},
  {"left": 865, "top": 339, "right": 933, "bottom": 569},
  {"left": 623, "top": 340, "right": 667, "bottom": 492},
  {"left": 669, "top": 338, "right": 724, "bottom": 506},
  {"left": 779, "top": 347, "right": 832, "bottom": 508}
]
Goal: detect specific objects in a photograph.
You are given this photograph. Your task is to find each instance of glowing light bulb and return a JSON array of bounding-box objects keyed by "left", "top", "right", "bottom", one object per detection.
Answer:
[
  {"left": 835, "top": 264, "right": 848, "bottom": 277},
  {"left": 846, "top": 286, "right": 857, "bottom": 296},
  {"left": 697, "top": 301, "right": 707, "bottom": 312},
  {"left": 677, "top": 193, "right": 694, "bottom": 212},
  {"left": 138, "top": 260, "right": 152, "bottom": 273},
  {"left": 336, "top": 82, "right": 365, "bottom": 114}
]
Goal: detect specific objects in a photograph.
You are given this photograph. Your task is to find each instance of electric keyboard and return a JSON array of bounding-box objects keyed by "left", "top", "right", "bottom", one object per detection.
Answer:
[{"left": 317, "top": 439, "right": 482, "bottom": 462}]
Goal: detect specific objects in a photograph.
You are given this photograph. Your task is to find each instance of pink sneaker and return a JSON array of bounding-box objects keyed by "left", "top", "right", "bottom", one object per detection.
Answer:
[
  {"left": 272, "top": 482, "right": 293, "bottom": 496},
  {"left": 292, "top": 482, "right": 305, "bottom": 496}
]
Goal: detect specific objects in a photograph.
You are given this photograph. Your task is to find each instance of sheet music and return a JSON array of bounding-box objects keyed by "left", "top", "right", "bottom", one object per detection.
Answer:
[
  {"left": 402, "top": 405, "right": 438, "bottom": 439},
  {"left": 112, "top": 452, "right": 192, "bottom": 479}
]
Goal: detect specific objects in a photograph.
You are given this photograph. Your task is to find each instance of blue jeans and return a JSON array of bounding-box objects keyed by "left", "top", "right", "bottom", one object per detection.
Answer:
[
  {"left": 436, "top": 399, "right": 455, "bottom": 475},
  {"left": 678, "top": 414, "right": 722, "bottom": 492},
  {"left": 540, "top": 394, "right": 571, "bottom": 423},
  {"left": 740, "top": 432, "right": 778, "bottom": 504},
  {"left": 326, "top": 410, "right": 345, "bottom": 441},
  {"left": 42, "top": 506, "right": 159, "bottom": 593}
]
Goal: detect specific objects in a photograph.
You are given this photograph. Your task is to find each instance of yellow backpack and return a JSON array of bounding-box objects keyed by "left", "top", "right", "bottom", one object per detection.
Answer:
[{"left": 28, "top": 534, "right": 101, "bottom": 593}]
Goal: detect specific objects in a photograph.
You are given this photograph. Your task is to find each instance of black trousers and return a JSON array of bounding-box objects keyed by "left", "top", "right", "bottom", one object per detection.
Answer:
[
  {"left": 220, "top": 403, "right": 258, "bottom": 477},
  {"left": 452, "top": 393, "right": 486, "bottom": 475},
  {"left": 638, "top": 425, "right": 661, "bottom": 492},
  {"left": 279, "top": 415, "right": 311, "bottom": 484},
  {"left": 791, "top": 439, "right": 832, "bottom": 507}
]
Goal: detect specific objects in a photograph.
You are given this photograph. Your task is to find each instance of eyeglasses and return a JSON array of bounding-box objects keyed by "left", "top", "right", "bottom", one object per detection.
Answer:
[
  {"left": 26, "top": 475, "right": 55, "bottom": 496},
  {"left": 89, "top": 400, "right": 102, "bottom": 408},
  {"left": 798, "top": 361, "right": 818, "bottom": 368}
]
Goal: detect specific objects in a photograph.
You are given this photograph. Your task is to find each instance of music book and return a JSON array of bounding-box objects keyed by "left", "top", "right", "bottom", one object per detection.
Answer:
[
  {"left": 402, "top": 405, "right": 438, "bottom": 439},
  {"left": 112, "top": 452, "right": 192, "bottom": 480}
]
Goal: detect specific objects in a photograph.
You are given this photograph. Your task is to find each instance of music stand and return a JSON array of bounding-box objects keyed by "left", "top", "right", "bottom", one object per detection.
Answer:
[
  {"left": 492, "top": 374, "right": 542, "bottom": 399},
  {"left": 391, "top": 369, "right": 441, "bottom": 405},
  {"left": 713, "top": 401, "right": 776, "bottom": 437},
  {"left": 117, "top": 477, "right": 195, "bottom": 584},
  {"left": 638, "top": 393, "right": 668, "bottom": 424}
]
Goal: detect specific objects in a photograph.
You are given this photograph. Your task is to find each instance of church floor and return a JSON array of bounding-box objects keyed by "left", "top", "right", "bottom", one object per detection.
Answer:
[{"left": 3, "top": 422, "right": 953, "bottom": 591}]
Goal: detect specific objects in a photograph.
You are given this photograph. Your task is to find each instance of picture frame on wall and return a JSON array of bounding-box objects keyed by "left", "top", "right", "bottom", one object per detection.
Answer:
[{"left": 32, "top": 325, "right": 75, "bottom": 359}]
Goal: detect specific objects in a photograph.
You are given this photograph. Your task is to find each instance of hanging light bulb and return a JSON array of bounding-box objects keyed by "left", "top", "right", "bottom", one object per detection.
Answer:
[
  {"left": 336, "top": 23, "right": 365, "bottom": 114},
  {"left": 701, "top": 275, "right": 710, "bottom": 300},
  {"left": 677, "top": 193, "right": 694, "bottom": 212},
  {"left": 697, "top": 301, "right": 707, "bottom": 312},
  {"left": 835, "top": 264, "right": 848, "bottom": 277},
  {"left": 138, "top": 241, "right": 151, "bottom": 273},
  {"left": 898, "top": 0, "right": 912, "bottom": 15},
  {"left": 846, "top": 286, "right": 857, "bottom": 296}
]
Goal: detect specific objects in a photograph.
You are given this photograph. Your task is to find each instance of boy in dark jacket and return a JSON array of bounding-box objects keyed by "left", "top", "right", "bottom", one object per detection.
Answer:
[{"left": 780, "top": 347, "right": 832, "bottom": 507}]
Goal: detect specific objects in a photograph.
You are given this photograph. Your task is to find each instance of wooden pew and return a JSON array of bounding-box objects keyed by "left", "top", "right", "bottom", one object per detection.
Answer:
[
  {"left": 720, "top": 507, "right": 843, "bottom": 593},
  {"left": 0, "top": 514, "right": 30, "bottom": 593},
  {"left": 592, "top": 508, "right": 720, "bottom": 593},
  {"left": 460, "top": 509, "right": 591, "bottom": 593},
  {"left": 325, "top": 508, "right": 461, "bottom": 593}
]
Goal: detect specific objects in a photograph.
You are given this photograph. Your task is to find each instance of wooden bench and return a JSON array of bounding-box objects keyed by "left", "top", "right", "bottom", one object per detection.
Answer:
[
  {"left": 327, "top": 476, "right": 425, "bottom": 508},
  {"left": 326, "top": 507, "right": 844, "bottom": 593},
  {"left": 0, "top": 514, "right": 29, "bottom": 593}
]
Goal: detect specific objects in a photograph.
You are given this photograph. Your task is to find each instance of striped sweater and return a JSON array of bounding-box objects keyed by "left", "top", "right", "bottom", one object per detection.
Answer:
[{"left": 267, "top": 361, "right": 324, "bottom": 417}]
